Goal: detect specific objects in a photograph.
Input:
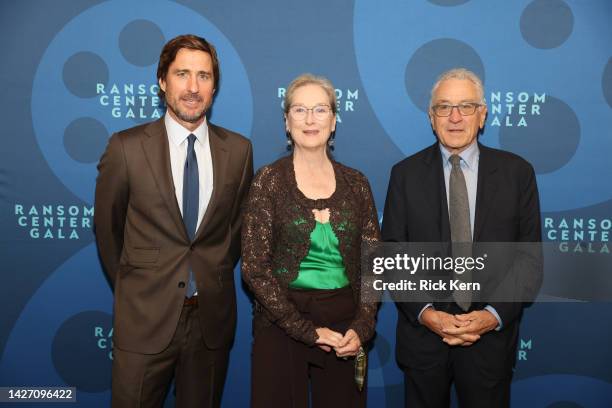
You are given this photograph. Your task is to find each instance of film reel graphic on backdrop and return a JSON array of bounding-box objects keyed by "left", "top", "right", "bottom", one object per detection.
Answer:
[
  {"left": 31, "top": 0, "right": 252, "bottom": 204},
  {"left": 1, "top": 0, "right": 253, "bottom": 402},
  {"left": 353, "top": 0, "right": 612, "bottom": 403},
  {"left": 354, "top": 0, "right": 612, "bottom": 212}
]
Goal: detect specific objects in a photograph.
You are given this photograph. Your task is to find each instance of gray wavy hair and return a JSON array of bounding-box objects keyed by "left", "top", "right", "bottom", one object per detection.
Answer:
[{"left": 429, "top": 68, "right": 486, "bottom": 109}]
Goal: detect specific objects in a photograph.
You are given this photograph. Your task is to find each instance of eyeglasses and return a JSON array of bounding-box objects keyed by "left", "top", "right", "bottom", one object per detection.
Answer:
[
  {"left": 431, "top": 102, "right": 483, "bottom": 117},
  {"left": 288, "top": 104, "right": 332, "bottom": 121}
]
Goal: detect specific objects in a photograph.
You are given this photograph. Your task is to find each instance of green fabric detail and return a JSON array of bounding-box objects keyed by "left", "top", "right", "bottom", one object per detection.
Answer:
[
  {"left": 290, "top": 222, "right": 349, "bottom": 289},
  {"left": 275, "top": 266, "right": 289, "bottom": 275},
  {"left": 293, "top": 217, "right": 307, "bottom": 226}
]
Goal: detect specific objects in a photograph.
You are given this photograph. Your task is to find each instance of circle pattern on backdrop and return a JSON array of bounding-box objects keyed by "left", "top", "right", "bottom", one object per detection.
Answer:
[
  {"left": 498, "top": 96, "right": 580, "bottom": 174},
  {"left": 0, "top": 244, "right": 113, "bottom": 403},
  {"left": 31, "top": 0, "right": 253, "bottom": 204},
  {"left": 405, "top": 39, "right": 485, "bottom": 113},
  {"left": 63, "top": 52, "right": 109, "bottom": 98},
  {"left": 119, "top": 19, "right": 165, "bottom": 67},
  {"left": 520, "top": 0, "right": 574, "bottom": 49},
  {"left": 353, "top": 0, "right": 611, "bottom": 211},
  {"left": 63, "top": 118, "right": 109, "bottom": 163},
  {"left": 52, "top": 311, "right": 113, "bottom": 392}
]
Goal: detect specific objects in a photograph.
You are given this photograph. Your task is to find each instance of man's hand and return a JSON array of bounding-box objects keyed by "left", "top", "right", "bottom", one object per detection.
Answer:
[
  {"left": 451, "top": 310, "right": 499, "bottom": 336},
  {"left": 334, "top": 329, "right": 362, "bottom": 358},
  {"left": 420, "top": 308, "right": 480, "bottom": 346},
  {"left": 439, "top": 309, "right": 499, "bottom": 346},
  {"left": 315, "top": 327, "right": 344, "bottom": 352}
]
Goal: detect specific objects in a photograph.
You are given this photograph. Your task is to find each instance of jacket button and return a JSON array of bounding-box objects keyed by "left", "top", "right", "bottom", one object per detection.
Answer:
[{"left": 178, "top": 281, "right": 185, "bottom": 288}]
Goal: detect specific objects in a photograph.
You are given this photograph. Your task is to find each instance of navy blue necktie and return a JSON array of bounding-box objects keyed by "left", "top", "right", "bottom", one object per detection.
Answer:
[{"left": 183, "top": 134, "right": 199, "bottom": 298}]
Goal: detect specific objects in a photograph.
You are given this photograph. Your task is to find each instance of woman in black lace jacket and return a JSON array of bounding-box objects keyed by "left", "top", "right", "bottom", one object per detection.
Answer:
[{"left": 241, "top": 73, "right": 380, "bottom": 407}]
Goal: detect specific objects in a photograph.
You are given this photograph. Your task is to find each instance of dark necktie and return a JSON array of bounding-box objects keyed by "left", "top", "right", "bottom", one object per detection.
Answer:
[
  {"left": 183, "top": 134, "right": 199, "bottom": 298},
  {"left": 449, "top": 154, "right": 472, "bottom": 311}
]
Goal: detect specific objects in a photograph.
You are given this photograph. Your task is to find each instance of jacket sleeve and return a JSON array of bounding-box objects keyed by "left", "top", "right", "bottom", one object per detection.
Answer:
[
  {"left": 227, "top": 141, "right": 254, "bottom": 267},
  {"left": 94, "top": 133, "right": 130, "bottom": 288},
  {"left": 348, "top": 173, "right": 381, "bottom": 343},
  {"left": 487, "top": 160, "right": 542, "bottom": 327},
  {"left": 241, "top": 167, "right": 318, "bottom": 345},
  {"left": 381, "top": 164, "right": 429, "bottom": 323}
]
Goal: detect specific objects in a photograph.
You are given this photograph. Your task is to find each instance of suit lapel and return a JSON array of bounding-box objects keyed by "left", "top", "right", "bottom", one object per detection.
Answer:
[
  {"left": 194, "top": 124, "right": 229, "bottom": 241},
  {"left": 474, "top": 144, "right": 498, "bottom": 241},
  {"left": 141, "top": 119, "right": 189, "bottom": 241},
  {"left": 420, "top": 144, "right": 450, "bottom": 242}
]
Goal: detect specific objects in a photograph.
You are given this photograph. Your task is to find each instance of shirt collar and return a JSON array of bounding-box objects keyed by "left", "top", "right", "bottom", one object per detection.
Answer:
[
  {"left": 439, "top": 140, "right": 479, "bottom": 170},
  {"left": 164, "top": 113, "right": 208, "bottom": 146}
]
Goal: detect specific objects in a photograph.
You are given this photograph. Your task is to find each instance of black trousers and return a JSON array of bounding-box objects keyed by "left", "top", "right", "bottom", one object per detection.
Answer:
[
  {"left": 111, "top": 301, "right": 230, "bottom": 408},
  {"left": 402, "top": 346, "right": 511, "bottom": 408},
  {"left": 251, "top": 286, "right": 367, "bottom": 408}
]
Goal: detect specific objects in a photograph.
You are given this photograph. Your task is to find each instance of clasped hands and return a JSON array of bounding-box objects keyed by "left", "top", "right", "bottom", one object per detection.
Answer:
[
  {"left": 420, "top": 308, "right": 499, "bottom": 347},
  {"left": 315, "top": 327, "right": 361, "bottom": 358}
]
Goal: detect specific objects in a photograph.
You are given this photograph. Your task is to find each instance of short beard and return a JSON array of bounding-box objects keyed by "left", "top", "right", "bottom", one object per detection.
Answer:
[
  {"left": 166, "top": 93, "right": 208, "bottom": 124},
  {"left": 174, "top": 106, "right": 206, "bottom": 123}
]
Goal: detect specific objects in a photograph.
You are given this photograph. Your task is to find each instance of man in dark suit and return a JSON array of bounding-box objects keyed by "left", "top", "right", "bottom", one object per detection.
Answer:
[
  {"left": 382, "top": 68, "right": 541, "bottom": 407},
  {"left": 94, "top": 34, "right": 253, "bottom": 407}
]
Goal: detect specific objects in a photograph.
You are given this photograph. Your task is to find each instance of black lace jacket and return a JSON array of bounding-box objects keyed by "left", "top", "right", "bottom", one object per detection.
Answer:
[{"left": 241, "top": 156, "right": 380, "bottom": 345}]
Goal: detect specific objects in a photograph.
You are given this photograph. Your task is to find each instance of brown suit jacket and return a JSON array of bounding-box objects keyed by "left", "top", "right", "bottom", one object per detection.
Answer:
[{"left": 94, "top": 118, "right": 253, "bottom": 354}]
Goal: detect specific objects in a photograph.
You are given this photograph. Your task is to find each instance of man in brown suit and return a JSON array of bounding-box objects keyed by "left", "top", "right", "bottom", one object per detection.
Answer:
[{"left": 94, "top": 34, "right": 253, "bottom": 407}]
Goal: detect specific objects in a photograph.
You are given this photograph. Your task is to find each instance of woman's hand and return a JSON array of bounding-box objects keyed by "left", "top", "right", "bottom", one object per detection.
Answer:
[
  {"left": 334, "top": 329, "right": 361, "bottom": 357},
  {"left": 315, "top": 327, "right": 344, "bottom": 352}
]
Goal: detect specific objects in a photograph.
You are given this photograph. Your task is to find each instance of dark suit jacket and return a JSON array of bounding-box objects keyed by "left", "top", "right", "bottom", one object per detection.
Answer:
[
  {"left": 381, "top": 142, "right": 541, "bottom": 375},
  {"left": 94, "top": 118, "right": 253, "bottom": 354}
]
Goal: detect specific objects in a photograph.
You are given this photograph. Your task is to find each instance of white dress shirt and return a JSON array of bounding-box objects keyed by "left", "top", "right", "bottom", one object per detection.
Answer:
[{"left": 164, "top": 113, "right": 214, "bottom": 232}]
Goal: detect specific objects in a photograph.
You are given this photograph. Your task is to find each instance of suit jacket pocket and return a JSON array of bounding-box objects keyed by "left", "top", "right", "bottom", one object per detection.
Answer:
[{"left": 126, "top": 247, "right": 160, "bottom": 267}]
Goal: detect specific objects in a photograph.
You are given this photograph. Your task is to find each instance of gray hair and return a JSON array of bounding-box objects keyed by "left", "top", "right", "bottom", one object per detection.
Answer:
[
  {"left": 429, "top": 68, "right": 486, "bottom": 109},
  {"left": 284, "top": 73, "right": 337, "bottom": 114}
]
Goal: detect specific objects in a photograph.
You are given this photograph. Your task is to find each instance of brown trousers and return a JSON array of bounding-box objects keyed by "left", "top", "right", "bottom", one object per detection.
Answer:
[
  {"left": 251, "top": 286, "right": 367, "bottom": 408},
  {"left": 111, "top": 301, "right": 229, "bottom": 408}
]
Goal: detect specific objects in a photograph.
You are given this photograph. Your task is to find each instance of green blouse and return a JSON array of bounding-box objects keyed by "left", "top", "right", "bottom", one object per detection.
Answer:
[{"left": 289, "top": 221, "right": 349, "bottom": 289}]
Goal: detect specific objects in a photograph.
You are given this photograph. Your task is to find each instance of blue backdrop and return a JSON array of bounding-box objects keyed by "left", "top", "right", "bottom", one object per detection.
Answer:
[{"left": 1, "top": 0, "right": 611, "bottom": 406}]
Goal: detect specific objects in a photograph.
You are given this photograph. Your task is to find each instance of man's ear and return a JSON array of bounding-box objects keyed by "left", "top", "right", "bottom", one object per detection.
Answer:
[{"left": 479, "top": 106, "right": 488, "bottom": 129}]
